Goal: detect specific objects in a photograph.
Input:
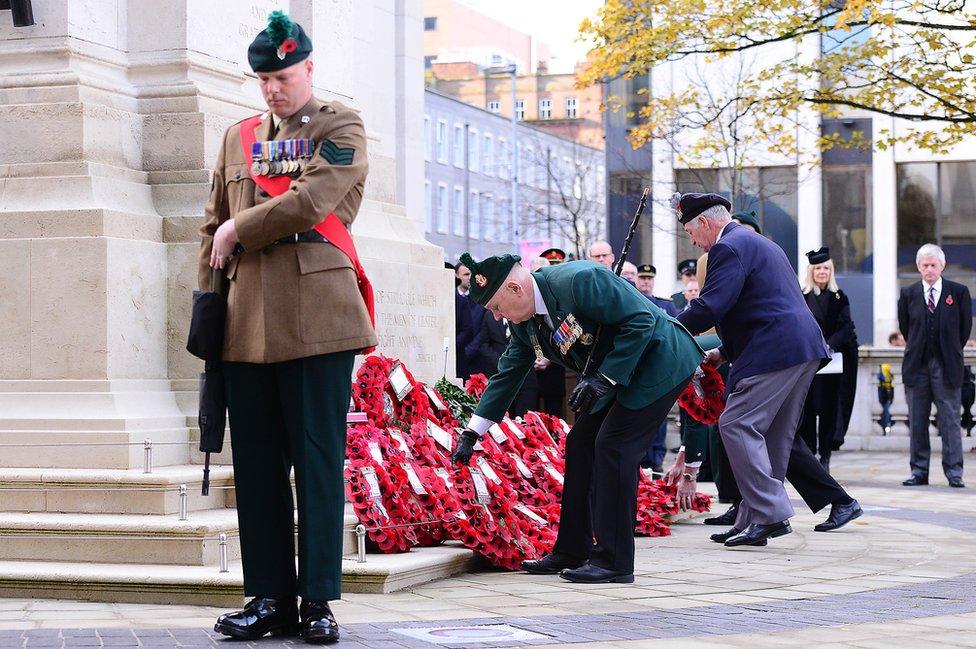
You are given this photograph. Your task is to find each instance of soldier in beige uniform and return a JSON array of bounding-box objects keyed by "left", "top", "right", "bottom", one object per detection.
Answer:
[{"left": 201, "top": 11, "right": 376, "bottom": 645}]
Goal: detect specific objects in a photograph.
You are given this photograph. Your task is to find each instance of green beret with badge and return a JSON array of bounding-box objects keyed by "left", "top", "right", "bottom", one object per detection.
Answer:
[
  {"left": 247, "top": 10, "right": 313, "bottom": 73},
  {"left": 458, "top": 252, "right": 521, "bottom": 306}
]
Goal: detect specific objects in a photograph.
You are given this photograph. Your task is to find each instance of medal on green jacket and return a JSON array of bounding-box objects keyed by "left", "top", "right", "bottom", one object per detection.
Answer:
[{"left": 529, "top": 319, "right": 545, "bottom": 361}]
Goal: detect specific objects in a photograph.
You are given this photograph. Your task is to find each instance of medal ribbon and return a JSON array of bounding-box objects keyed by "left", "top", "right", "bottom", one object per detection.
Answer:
[{"left": 238, "top": 114, "right": 376, "bottom": 344}]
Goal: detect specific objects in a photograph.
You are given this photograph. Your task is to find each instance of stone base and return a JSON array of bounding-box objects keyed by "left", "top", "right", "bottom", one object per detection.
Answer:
[{"left": 0, "top": 544, "right": 479, "bottom": 607}]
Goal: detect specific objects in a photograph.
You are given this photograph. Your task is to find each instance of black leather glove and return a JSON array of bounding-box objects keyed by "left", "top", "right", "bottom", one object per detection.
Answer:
[
  {"left": 451, "top": 428, "right": 480, "bottom": 465},
  {"left": 568, "top": 374, "right": 613, "bottom": 413}
]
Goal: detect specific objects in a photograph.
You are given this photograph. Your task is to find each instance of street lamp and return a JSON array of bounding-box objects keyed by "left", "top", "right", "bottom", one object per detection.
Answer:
[{"left": 484, "top": 63, "right": 519, "bottom": 251}]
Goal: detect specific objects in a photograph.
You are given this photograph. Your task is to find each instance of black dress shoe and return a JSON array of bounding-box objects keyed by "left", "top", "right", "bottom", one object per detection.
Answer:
[
  {"left": 521, "top": 553, "right": 585, "bottom": 575},
  {"left": 559, "top": 563, "right": 634, "bottom": 584},
  {"left": 704, "top": 503, "right": 738, "bottom": 526},
  {"left": 725, "top": 521, "right": 792, "bottom": 547},
  {"left": 902, "top": 475, "right": 928, "bottom": 486},
  {"left": 214, "top": 597, "right": 299, "bottom": 640},
  {"left": 814, "top": 500, "right": 863, "bottom": 532},
  {"left": 300, "top": 600, "right": 340, "bottom": 645},
  {"left": 709, "top": 526, "right": 766, "bottom": 546},
  {"left": 949, "top": 478, "right": 966, "bottom": 488}
]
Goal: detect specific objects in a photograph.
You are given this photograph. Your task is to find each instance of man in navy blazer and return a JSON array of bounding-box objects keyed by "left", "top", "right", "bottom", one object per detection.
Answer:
[
  {"left": 898, "top": 243, "right": 972, "bottom": 488},
  {"left": 674, "top": 192, "right": 830, "bottom": 548}
]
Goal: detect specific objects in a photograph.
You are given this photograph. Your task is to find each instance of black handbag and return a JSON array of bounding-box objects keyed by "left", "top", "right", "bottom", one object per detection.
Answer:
[{"left": 187, "top": 267, "right": 228, "bottom": 494}]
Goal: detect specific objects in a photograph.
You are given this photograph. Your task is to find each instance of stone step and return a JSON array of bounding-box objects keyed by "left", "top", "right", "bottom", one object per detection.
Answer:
[
  {"left": 0, "top": 465, "right": 235, "bottom": 515},
  {"left": 0, "top": 544, "right": 480, "bottom": 606},
  {"left": 0, "top": 507, "right": 361, "bottom": 566},
  {"left": 0, "top": 427, "right": 191, "bottom": 469}
]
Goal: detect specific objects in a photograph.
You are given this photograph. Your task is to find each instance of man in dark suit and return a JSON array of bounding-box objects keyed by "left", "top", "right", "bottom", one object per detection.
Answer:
[
  {"left": 674, "top": 192, "right": 833, "bottom": 547},
  {"left": 636, "top": 264, "right": 678, "bottom": 316},
  {"left": 471, "top": 309, "right": 538, "bottom": 416},
  {"left": 451, "top": 252, "right": 704, "bottom": 583},
  {"left": 453, "top": 261, "right": 484, "bottom": 380},
  {"left": 898, "top": 243, "right": 972, "bottom": 488}
]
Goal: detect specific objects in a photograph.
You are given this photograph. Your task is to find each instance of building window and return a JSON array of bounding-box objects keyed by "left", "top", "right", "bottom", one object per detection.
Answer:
[
  {"left": 423, "top": 116, "right": 431, "bottom": 162},
  {"left": 565, "top": 97, "right": 577, "bottom": 118},
  {"left": 515, "top": 99, "right": 525, "bottom": 120},
  {"left": 468, "top": 128, "right": 479, "bottom": 173},
  {"left": 453, "top": 186, "right": 465, "bottom": 236},
  {"left": 435, "top": 119, "right": 447, "bottom": 164},
  {"left": 425, "top": 181, "right": 432, "bottom": 230},
  {"left": 675, "top": 167, "right": 799, "bottom": 270},
  {"left": 436, "top": 183, "right": 449, "bottom": 233},
  {"left": 424, "top": 55, "right": 436, "bottom": 69},
  {"left": 897, "top": 160, "right": 976, "bottom": 297},
  {"left": 423, "top": 16, "right": 437, "bottom": 31},
  {"left": 469, "top": 191, "right": 480, "bottom": 239},
  {"left": 483, "top": 194, "right": 494, "bottom": 241},
  {"left": 497, "top": 199, "right": 510, "bottom": 242},
  {"left": 487, "top": 100, "right": 501, "bottom": 114},
  {"left": 539, "top": 98, "right": 552, "bottom": 120},
  {"left": 483, "top": 134, "right": 494, "bottom": 176},
  {"left": 498, "top": 137, "right": 508, "bottom": 179},
  {"left": 453, "top": 123, "right": 464, "bottom": 168}
]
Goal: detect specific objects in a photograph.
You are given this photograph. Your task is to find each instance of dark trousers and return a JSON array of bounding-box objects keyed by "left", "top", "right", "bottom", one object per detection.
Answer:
[
  {"left": 224, "top": 351, "right": 355, "bottom": 602},
  {"left": 717, "top": 426, "right": 849, "bottom": 513},
  {"left": 907, "top": 356, "right": 964, "bottom": 480},
  {"left": 553, "top": 379, "right": 690, "bottom": 573},
  {"left": 798, "top": 374, "right": 840, "bottom": 465}
]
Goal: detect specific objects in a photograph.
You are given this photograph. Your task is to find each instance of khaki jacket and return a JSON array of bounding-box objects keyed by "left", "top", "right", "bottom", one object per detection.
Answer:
[{"left": 197, "top": 97, "right": 378, "bottom": 363}]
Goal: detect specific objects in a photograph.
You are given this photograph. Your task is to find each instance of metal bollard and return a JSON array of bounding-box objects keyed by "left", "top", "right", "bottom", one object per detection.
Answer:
[
  {"left": 218, "top": 533, "right": 228, "bottom": 573},
  {"left": 355, "top": 524, "right": 366, "bottom": 563},
  {"left": 178, "top": 484, "right": 188, "bottom": 521},
  {"left": 143, "top": 439, "right": 153, "bottom": 474}
]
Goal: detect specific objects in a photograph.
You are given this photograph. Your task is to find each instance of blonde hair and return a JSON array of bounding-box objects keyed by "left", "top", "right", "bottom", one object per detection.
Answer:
[
  {"left": 696, "top": 253, "right": 709, "bottom": 286},
  {"left": 803, "top": 259, "right": 839, "bottom": 295}
]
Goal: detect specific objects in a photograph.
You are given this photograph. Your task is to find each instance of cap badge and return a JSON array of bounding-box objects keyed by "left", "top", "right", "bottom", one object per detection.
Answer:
[
  {"left": 474, "top": 274, "right": 488, "bottom": 288},
  {"left": 277, "top": 38, "right": 298, "bottom": 60}
]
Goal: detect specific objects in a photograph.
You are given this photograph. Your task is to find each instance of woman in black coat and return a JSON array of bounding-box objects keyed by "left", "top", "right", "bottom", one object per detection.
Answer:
[{"left": 799, "top": 247, "right": 859, "bottom": 471}]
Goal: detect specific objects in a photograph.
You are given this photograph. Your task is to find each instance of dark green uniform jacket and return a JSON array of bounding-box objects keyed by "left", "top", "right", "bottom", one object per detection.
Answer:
[{"left": 474, "top": 262, "right": 704, "bottom": 422}]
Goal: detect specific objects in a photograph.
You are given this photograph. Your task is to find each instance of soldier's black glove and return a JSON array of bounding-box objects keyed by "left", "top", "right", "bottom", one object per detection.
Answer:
[
  {"left": 568, "top": 374, "right": 613, "bottom": 413},
  {"left": 451, "top": 428, "right": 480, "bottom": 465}
]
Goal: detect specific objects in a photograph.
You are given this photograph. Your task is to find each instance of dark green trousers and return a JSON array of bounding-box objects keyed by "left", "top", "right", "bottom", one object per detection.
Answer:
[{"left": 224, "top": 351, "right": 354, "bottom": 602}]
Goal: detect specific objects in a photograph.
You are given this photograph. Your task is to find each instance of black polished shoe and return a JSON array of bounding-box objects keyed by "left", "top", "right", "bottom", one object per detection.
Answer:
[
  {"left": 725, "top": 521, "right": 792, "bottom": 547},
  {"left": 709, "top": 526, "right": 766, "bottom": 546},
  {"left": 300, "top": 600, "right": 340, "bottom": 645},
  {"left": 521, "top": 552, "right": 586, "bottom": 575},
  {"left": 949, "top": 478, "right": 966, "bottom": 488},
  {"left": 559, "top": 563, "right": 634, "bottom": 584},
  {"left": 814, "top": 500, "right": 863, "bottom": 532},
  {"left": 902, "top": 475, "right": 928, "bottom": 486},
  {"left": 710, "top": 527, "right": 740, "bottom": 543},
  {"left": 704, "top": 503, "right": 738, "bottom": 526},
  {"left": 214, "top": 597, "right": 299, "bottom": 641}
]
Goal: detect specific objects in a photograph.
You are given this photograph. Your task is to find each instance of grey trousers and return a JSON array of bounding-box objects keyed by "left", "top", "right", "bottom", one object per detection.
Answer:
[
  {"left": 906, "top": 356, "right": 964, "bottom": 480},
  {"left": 719, "top": 360, "right": 820, "bottom": 528}
]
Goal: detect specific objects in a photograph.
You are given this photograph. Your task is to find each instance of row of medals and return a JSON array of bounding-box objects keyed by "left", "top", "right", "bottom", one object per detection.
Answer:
[{"left": 250, "top": 138, "right": 315, "bottom": 176}]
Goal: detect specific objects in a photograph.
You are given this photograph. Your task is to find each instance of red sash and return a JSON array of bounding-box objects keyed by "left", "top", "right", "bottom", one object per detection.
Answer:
[{"left": 238, "top": 114, "right": 376, "bottom": 347}]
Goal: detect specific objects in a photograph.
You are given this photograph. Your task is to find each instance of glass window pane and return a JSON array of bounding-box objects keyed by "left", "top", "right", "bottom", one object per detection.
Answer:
[
  {"left": 758, "top": 167, "right": 799, "bottom": 271},
  {"left": 822, "top": 164, "right": 872, "bottom": 273},
  {"left": 896, "top": 162, "right": 937, "bottom": 283},
  {"left": 939, "top": 161, "right": 976, "bottom": 295}
]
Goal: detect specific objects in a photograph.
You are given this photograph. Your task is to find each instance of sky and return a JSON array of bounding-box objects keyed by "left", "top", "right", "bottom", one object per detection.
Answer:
[{"left": 459, "top": 0, "right": 604, "bottom": 73}]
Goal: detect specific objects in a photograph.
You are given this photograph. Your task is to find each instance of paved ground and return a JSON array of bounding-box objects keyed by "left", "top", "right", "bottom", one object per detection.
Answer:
[{"left": 2, "top": 451, "right": 975, "bottom": 648}]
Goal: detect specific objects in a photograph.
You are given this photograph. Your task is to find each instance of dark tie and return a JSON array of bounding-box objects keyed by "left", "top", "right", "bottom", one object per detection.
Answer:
[
  {"left": 268, "top": 117, "right": 279, "bottom": 140},
  {"left": 927, "top": 287, "right": 936, "bottom": 313}
]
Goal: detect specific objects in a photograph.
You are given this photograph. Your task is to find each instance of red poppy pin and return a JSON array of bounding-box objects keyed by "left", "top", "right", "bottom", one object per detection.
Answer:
[
  {"left": 277, "top": 38, "right": 298, "bottom": 60},
  {"left": 946, "top": 295, "right": 954, "bottom": 306}
]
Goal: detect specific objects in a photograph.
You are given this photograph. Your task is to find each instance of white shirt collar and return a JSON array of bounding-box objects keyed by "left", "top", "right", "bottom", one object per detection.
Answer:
[
  {"left": 716, "top": 220, "right": 735, "bottom": 242},
  {"left": 531, "top": 275, "right": 548, "bottom": 317},
  {"left": 458, "top": 287, "right": 469, "bottom": 296},
  {"left": 922, "top": 277, "right": 943, "bottom": 294}
]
